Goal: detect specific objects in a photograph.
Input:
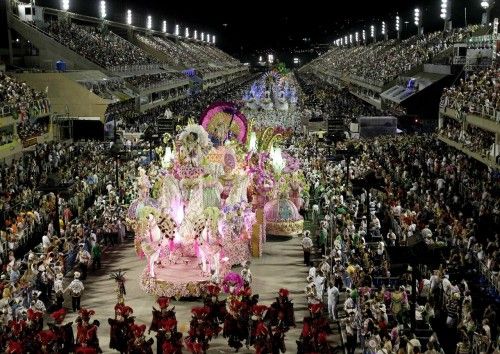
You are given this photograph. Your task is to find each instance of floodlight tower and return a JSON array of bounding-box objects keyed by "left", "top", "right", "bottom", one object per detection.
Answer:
[
  {"left": 440, "top": 0, "right": 451, "bottom": 30},
  {"left": 162, "top": 20, "right": 167, "bottom": 34},
  {"left": 395, "top": 15, "right": 401, "bottom": 40},
  {"left": 480, "top": 0, "right": 495, "bottom": 25},
  {"left": 362, "top": 29, "right": 366, "bottom": 44},
  {"left": 381, "top": 21, "right": 388, "bottom": 40},
  {"left": 99, "top": 1, "right": 107, "bottom": 19},
  {"left": 61, "top": 0, "right": 69, "bottom": 11},
  {"left": 370, "top": 25, "right": 376, "bottom": 43},
  {"left": 126, "top": 10, "right": 132, "bottom": 26},
  {"left": 414, "top": 8, "right": 423, "bottom": 35},
  {"left": 147, "top": 15, "right": 152, "bottom": 30}
]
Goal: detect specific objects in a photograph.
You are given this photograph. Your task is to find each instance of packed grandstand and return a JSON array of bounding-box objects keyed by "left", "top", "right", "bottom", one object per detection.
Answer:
[{"left": 0, "top": 0, "right": 498, "bottom": 353}]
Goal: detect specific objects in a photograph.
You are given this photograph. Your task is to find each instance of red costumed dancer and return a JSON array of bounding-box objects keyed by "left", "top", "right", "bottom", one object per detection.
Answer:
[
  {"left": 75, "top": 308, "right": 101, "bottom": 353},
  {"left": 185, "top": 306, "right": 216, "bottom": 354},
  {"left": 297, "top": 303, "right": 332, "bottom": 354},
  {"left": 150, "top": 296, "right": 178, "bottom": 353},
  {"left": 128, "top": 324, "right": 154, "bottom": 354},
  {"left": 159, "top": 317, "right": 183, "bottom": 354},
  {"left": 48, "top": 308, "right": 75, "bottom": 354},
  {"left": 108, "top": 303, "right": 134, "bottom": 354}
]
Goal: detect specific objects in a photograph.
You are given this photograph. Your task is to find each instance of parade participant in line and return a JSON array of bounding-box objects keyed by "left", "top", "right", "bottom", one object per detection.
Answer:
[
  {"left": 301, "top": 231, "right": 313, "bottom": 267},
  {"left": 65, "top": 271, "right": 85, "bottom": 312},
  {"left": 267, "top": 288, "right": 295, "bottom": 328}
]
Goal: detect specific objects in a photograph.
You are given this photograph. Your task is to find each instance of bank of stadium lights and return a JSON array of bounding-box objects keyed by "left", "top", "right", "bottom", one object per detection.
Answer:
[
  {"left": 126, "top": 10, "right": 132, "bottom": 25},
  {"left": 201, "top": 32, "right": 205, "bottom": 41},
  {"left": 99, "top": 1, "right": 106, "bottom": 19},
  {"left": 207, "top": 34, "right": 211, "bottom": 43},
  {"left": 480, "top": 0, "right": 490, "bottom": 8},
  {"left": 194, "top": 30, "right": 198, "bottom": 40},
  {"left": 396, "top": 16, "right": 400, "bottom": 31},
  {"left": 162, "top": 20, "right": 167, "bottom": 33},
  {"left": 349, "top": 34, "right": 353, "bottom": 44},
  {"left": 370, "top": 25, "right": 375, "bottom": 38},
  {"left": 362, "top": 29, "right": 366, "bottom": 42},
  {"left": 344, "top": 35, "right": 348, "bottom": 46},
  {"left": 381, "top": 21, "right": 386, "bottom": 35},
  {"left": 440, "top": 0, "right": 449, "bottom": 20},
  {"left": 212, "top": 35, "right": 216, "bottom": 44},
  {"left": 61, "top": 0, "right": 69, "bottom": 11},
  {"left": 414, "top": 8, "right": 420, "bottom": 27},
  {"left": 185, "top": 27, "right": 189, "bottom": 38},
  {"left": 147, "top": 15, "right": 152, "bottom": 30},
  {"left": 355, "top": 31, "right": 359, "bottom": 43},
  {"left": 268, "top": 54, "right": 274, "bottom": 64}
]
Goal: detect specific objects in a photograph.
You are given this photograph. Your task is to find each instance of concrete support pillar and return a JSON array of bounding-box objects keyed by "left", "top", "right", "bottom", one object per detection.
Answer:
[{"left": 251, "top": 208, "right": 264, "bottom": 257}]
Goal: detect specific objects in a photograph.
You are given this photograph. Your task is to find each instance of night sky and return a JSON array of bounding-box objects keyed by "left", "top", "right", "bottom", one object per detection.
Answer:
[{"left": 31, "top": 0, "right": 494, "bottom": 63}]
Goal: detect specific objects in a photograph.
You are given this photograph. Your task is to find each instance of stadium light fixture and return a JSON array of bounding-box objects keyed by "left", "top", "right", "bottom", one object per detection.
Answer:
[
  {"left": 185, "top": 27, "right": 189, "bottom": 38},
  {"left": 162, "top": 20, "right": 167, "bottom": 33},
  {"left": 349, "top": 33, "right": 353, "bottom": 44},
  {"left": 259, "top": 55, "right": 263, "bottom": 62},
  {"left": 381, "top": 21, "right": 386, "bottom": 35},
  {"left": 293, "top": 57, "right": 299, "bottom": 64},
  {"left": 362, "top": 29, "right": 366, "bottom": 42},
  {"left": 480, "top": 0, "right": 489, "bottom": 9},
  {"left": 99, "top": 1, "right": 106, "bottom": 19},
  {"left": 440, "top": 0, "right": 449, "bottom": 20},
  {"left": 201, "top": 32, "right": 205, "bottom": 41},
  {"left": 194, "top": 30, "right": 198, "bottom": 40},
  {"left": 414, "top": 8, "right": 420, "bottom": 27},
  {"left": 147, "top": 15, "right": 152, "bottom": 30},
  {"left": 355, "top": 31, "right": 359, "bottom": 43},
  {"left": 268, "top": 54, "right": 274, "bottom": 63},
  {"left": 207, "top": 34, "right": 211, "bottom": 43},
  {"left": 370, "top": 25, "right": 375, "bottom": 38},
  {"left": 212, "top": 35, "right": 216, "bottom": 44},
  {"left": 126, "top": 10, "right": 132, "bottom": 25},
  {"left": 175, "top": 24, "right": 180, "bottom": 36},
  {"left": 344, "top": 35, "right": 348, "bottom": 45},
  {"left": 62, "top": 0, "right": 69, "bottom": 11},
  {"left": 396, "top": 16, "right": 400, "bottom": 31}
]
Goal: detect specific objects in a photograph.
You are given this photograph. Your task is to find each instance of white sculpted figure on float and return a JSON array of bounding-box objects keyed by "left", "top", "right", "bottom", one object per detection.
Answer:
[{"left": 144, "top": 214, "right": 168, "bottom": 278}]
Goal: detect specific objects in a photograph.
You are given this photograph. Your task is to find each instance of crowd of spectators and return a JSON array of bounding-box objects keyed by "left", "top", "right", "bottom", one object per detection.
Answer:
[
  {"left": 16, "top": 118, "right": 50, "bottom": 141},
  {"left": 0, "top": 72, "right": 49, "bottom": 118},
  {"left": 306, "top": 26, "right": 481, "bottom": 85},
  {"left": 0, "top": 131, "right": 14, "bottom": 145},
  {"left": 46, "top": 22, "right": 157, "bottom": 69},
  {"left": 135, "top": 34, "right": 240, "bottom": 70},
  {"left": 289, "top": 130, "right": 498, "bottom": 353},
  {"left": 79, "top": 79, "right": 126, "bottom": 99},
  {"left": 299, "top": 73, "right": 382, "bottom": 125},
  {"left": 439, "top": 118, "right": 496, "bottom": 158},
  {"left": 441, "top": 66, "right": 499, "bottom": 120},
  {"left": 0, "top": 140, "right": 140, "bottom": 347},
  {"left": 290, "top": 72, "right": 498, "bottom": 353}
]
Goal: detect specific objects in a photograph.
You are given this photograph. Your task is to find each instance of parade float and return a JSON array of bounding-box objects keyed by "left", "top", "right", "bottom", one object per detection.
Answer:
[
  {"left": 263, "top": 147, "right": 305, "bottom": 237},
  {"left": 242, "top": 71, "right": 298, "bottom": 112},
  {"left": 127, "top": 113, "right": 256, "bottom": 298}
]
